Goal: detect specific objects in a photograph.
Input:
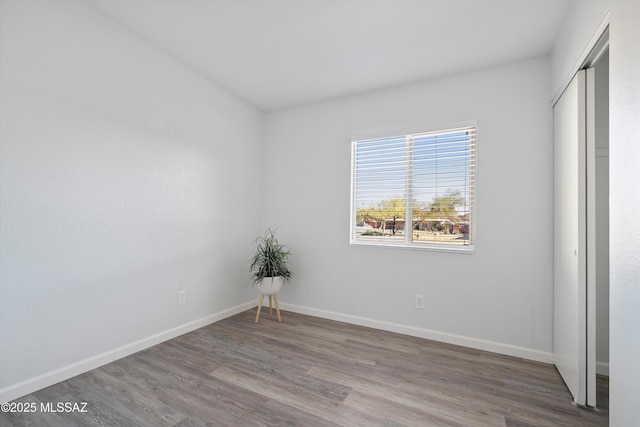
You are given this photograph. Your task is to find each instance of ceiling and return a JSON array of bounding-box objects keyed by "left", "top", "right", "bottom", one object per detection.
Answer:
[{"left": 82, "top": 0, "right": 571, "bottom": 112}]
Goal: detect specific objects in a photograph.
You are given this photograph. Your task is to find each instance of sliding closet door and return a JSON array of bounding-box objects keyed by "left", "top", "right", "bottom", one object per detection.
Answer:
[{"left": 553, "top": 69, "right": 595, "bottom": 406}]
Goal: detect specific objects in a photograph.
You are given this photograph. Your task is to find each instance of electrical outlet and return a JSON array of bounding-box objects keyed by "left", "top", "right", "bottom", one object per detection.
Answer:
[
  {"left": 415, "top": 295, "right": 424, "bottom": 309},
  {"left": 178, "top": 290, "right": 186, "bottom": 305}
]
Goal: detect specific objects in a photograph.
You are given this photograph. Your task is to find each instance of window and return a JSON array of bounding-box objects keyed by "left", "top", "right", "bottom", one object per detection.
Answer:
[{"left": 351, "top": 125, "right": 476, "bottom": 251}]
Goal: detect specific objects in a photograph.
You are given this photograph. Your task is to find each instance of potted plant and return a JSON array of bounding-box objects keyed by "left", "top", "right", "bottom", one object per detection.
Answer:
[
  {"left": 250, "top": 227, "right": 292, "bottom": 289},
  {"left": 250, "top": 228, "right": 292, "bottom": 323}
]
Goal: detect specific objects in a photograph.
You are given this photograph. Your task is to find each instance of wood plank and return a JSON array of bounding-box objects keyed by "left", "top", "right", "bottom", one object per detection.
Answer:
[{"left": 0, "top": 309, "right": 608, "bottom": 426}]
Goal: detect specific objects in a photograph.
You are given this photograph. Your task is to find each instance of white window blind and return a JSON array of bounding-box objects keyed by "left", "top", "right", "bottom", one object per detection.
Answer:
[{"left": 351, "top": 126, "right": 476, "bottom": 250}]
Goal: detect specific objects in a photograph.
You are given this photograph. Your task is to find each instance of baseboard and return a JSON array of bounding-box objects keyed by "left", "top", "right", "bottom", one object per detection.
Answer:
[
  {"left": 278, "top": 302, "right": 554, "bottom": 365},
  {"left": 0, "top": 301, "right": 256, "bottom": 404},
  {"left": 596, "top": 361, "right": 610, "bottom": 377}
]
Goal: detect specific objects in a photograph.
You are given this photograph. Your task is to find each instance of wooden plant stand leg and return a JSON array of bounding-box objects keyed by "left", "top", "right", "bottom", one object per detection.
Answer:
[
  {"left": 255, "top": 294, "right": 265, "bottom": 323},
  {"left": 274, "top": 294, "right": 282, "bottom": 323},
  {"left": 269, "top": 295, "right": 273, "bottom": 315}
]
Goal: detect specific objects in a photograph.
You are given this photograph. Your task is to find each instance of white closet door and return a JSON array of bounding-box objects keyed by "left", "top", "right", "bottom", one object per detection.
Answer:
[{"left": 553, "top": 69, "right": 595, "bottom": 406}]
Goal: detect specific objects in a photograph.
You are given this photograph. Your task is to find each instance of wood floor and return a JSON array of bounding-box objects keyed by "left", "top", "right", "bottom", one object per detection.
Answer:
[{"left": 2, "top": 309, "right": 608, "bottom": 426}]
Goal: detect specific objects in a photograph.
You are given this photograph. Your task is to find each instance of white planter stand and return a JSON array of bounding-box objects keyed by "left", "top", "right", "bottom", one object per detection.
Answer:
[{"left": 255, "top": 276, "right": 283, "bottom": 323}]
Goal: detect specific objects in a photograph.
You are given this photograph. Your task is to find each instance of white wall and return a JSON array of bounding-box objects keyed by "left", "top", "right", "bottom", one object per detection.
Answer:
[
  {"left": 550, "top": 0, "right": 610, "bottom": 101},
  {"left": 0, "top": 0, "right": 262, "bottom": 401},
  {"left": 263, "top": 57, "right": 554, "bottom": 360},
  {"left": 609, "top": 1, "right": 640, "bottom": 424}
]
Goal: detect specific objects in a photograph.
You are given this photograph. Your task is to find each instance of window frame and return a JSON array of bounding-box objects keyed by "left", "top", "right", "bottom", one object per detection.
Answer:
[{"left": 350, "top": 123, "right": 477, "bottom": 253}]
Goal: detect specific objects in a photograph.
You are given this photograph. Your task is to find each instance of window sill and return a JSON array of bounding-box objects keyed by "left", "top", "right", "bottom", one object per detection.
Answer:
[{"left": 349, "top": 239, "right": 475, "bottom": 254}]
